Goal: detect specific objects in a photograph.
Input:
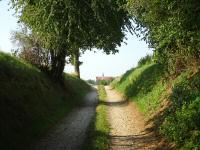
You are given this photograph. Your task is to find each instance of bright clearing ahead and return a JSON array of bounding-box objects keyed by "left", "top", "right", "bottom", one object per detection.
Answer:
[{"left": 0, "top": 1, "right": 152, "bottom": 80}]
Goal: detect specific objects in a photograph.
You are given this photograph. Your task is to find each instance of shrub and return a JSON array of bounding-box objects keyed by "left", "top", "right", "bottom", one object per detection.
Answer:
[
  {"left": 162, "top": 97, "right": 200, "bottom": 149},
  {"left": 98, "top": 80, "right": 112, "bottom": 85},
  {"left": 87, "top": 79, "right": 96, "bottom": 85},
  {"left": 137, "top": 54, "right": 153, "bottom": 67},
  {"left": 161, "top": 73, "right": 200, "bottom": 149}
]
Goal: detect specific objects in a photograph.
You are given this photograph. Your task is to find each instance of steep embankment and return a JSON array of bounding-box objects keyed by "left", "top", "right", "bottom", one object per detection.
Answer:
[
  {"left": 112, "top": 62, "right": 200, "bottom": 149},
  {"left": 112, "top": 63, "right": 166, "bottom": 114},
  {"left": 0, "top": 52, "right": 91, "bottom": 150}
]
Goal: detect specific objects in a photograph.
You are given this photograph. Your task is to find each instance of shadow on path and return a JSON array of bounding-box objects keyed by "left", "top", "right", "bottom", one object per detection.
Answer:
[
  {"left": 105, "top": 86, "right": 175, "bottom": 150},
  {"left": 109, "top": 132, "right": 174, "bottom": 150},
  {"left": 99, "top": 100, "right": 129, "bottom": 107},
  {"left": 34, "top": 90, "right": 98, "bottom": 150}
]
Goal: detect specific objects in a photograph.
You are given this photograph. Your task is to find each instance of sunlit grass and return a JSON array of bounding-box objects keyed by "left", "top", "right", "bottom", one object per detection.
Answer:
[
  {"left": 112, "top": 60, "right": 200, "bottom": 149},
  {"left": 85, "top": 85, "right": 110, "bottom": 150},
  {"left": 112, "top": 63, "right": 166, "bottom": 116}
]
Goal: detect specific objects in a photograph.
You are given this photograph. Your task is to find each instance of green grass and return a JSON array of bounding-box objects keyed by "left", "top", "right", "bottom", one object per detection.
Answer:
[
  {"left": 112, "top": 63, "right": 167, "bottom": 115},
  {"left": 111, "top": 61, "right": 200, "bottom": 149},
  {"left": 85, "top": 85, "right": 110, "bottom": 150},
  {"left": 0, "top": 52, "right": 91, "bottom": 150}
]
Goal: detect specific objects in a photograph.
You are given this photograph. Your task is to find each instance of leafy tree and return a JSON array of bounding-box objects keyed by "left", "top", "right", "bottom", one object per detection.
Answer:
[
  {"left": 11, "top": 26, "right": 51, "bottom": 70},
  {"left": 127, "top": 0, "right": 200, "bottom": 74},
  {"left": 11, "top": 0, "right": 132, "bottom": 80}
]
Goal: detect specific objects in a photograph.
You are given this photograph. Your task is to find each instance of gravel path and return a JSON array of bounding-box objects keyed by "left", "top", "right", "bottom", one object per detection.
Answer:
[
  {"left": 34, "top": 90, "right": 98, "bottom": 150},
  {"left": 105, "top": 86, "right": 164, "bottom": 150}
]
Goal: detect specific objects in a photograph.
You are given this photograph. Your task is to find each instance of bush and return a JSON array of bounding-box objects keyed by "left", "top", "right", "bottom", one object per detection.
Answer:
[
  {"left": 162, "top": 97, "right": 200, "bottom": 149},
  {"left": 98, "top": 80, "right": 112, "bottom": 85},
  {"left": 137, "top": 54, "right": 153, "bottom": 67},
  {"left": 11, "top": 29, "right": 51, "bottom": 71},
  {"left": 87, "top": 79, "right": 96, "bottom": 85},
  {"left": 161, "top": 73, "right": 200, "bottom": 149}
]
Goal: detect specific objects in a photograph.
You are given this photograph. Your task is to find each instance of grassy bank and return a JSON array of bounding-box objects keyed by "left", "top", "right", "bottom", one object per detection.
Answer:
[
  {"left": 111, "top": 63, "right": 166, "bottom": 114},
  {"left": 0, "top": 52, "right": 91, "bottom": 150},
  {"left": 85, "top": 85, "right": 110, "bottom": 150},
  {"left": 112, "top": 62, "right": 200, "bottom": 149}
]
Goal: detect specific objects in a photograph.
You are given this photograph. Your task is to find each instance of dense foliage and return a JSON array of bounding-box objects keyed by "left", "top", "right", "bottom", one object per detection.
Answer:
[
  {"left": 6, "top": 0, "right": 200, "bottom": 149},
  {"left": 98, "top": 79, "right": 113, "bottom": 85},
  {"left": 125, "top": 1, "right": 200, "bottom": 148},
  {"left": 11, "top": 0, "right": 132, "bottom": 79},
  {"left": 11, "top": 27, "right": 51, "bottom": 70},
  {"left": 161, "top": 72, "right": 200, "bottom": 149},
  {"left": 124, "top": 1, "right": 200, "bottom": 147},
  {"left": 127, "top": 0, "right": 200, "bottom": 74},
  {"left": 112, "top": 56, "right": 200, "bottom": 149},
  {"left": 137, "top": 54, "right": 153, "bottom": 67}
]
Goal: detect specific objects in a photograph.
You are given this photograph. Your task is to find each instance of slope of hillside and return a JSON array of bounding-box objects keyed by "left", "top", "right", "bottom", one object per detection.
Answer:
[
  {"left": 112, "top": 63, "right": 166, "bottom": 114},
  {"left": 0, "top": 52, "right": 91, "bottom": 150},
  {"left": 112, "top": 62, "right": 200, "bottom": 149}
]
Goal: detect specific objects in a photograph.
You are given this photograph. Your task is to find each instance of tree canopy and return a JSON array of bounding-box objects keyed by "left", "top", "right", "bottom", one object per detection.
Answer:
[
  {"left": 11, "top": 26, "right": 51, "bottom": 70},
  {"left": 127, "top": 0, "right": 200, "bottom": 73},
  {"left": 11, "top": 0, "right": 132, "bottom": 79}
]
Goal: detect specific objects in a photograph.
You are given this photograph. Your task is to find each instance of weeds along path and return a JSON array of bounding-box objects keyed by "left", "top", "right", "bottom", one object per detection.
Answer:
[
  {"left": 105, "top": 86, "right": 165, "bottom": 150},
  {"left": 34, "top": 89, "right": 98, "bottom": 150}
]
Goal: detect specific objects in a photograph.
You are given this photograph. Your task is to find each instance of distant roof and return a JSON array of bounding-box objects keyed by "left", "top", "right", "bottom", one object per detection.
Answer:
[{"left": 96, "top": 76, "right": 114, "bottom": 81}]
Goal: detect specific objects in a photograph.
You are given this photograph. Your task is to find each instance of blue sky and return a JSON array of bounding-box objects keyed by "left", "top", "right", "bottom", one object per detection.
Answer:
[{"left": 0, "top": 1, "right": 152, "bottom": 80}]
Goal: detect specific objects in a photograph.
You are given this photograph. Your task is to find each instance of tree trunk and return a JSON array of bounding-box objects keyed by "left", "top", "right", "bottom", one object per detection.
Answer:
[
  {"left": 73, "top": 48, "right": 80, "bottom": 78},
  {"left": 50, "top": 49, "right": 66, "bottom": 81}
]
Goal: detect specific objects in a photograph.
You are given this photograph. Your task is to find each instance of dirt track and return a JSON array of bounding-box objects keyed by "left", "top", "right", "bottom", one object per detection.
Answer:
[
  {"left": 105, "top": 86, "right": 171, "bottom": 150},
  {"left": 33, "top": 86, "right": 173, "bottom": 150},
  {"left": 34, "top": 90, "right": 98, "bottom": 150}
]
